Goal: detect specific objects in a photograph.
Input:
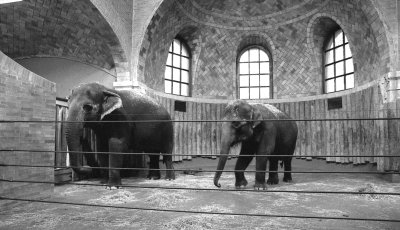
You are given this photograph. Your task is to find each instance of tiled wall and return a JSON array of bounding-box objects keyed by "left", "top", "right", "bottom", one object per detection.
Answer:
[
  {"left": 0, "top": 51, "right": 56, "bottom": 207},
  {"left": 140, "top": 0, "right": 389, "bottom": 99}
]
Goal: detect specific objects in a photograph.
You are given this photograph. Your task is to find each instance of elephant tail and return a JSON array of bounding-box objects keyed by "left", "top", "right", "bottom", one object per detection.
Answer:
[{"left": 162, "top": 120, "right": 174, "bottom": 164}]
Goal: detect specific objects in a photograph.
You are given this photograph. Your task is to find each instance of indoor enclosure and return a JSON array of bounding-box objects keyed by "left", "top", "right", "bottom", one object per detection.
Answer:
[{"left": 0, "top": 0, "right": 399, "bottom": 229}]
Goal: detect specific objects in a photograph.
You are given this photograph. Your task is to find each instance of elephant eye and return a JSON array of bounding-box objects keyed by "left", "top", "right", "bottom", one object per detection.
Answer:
[
  {"left": 83, "top": 104, "right": 93, "bottom": 112},
  {"left": 232, "top": 121, "right": 241, "bottom": 129}
]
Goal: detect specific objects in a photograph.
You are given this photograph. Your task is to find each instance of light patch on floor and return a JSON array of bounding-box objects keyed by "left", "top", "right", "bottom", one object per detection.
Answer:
[
  {"left": 88, "top": 189, "right": 139, "bottom": 205},
  {"left": 145, "top": 190, "right": 193, "bottom": 208},
  {"left": 162, "top": 214, "right": 228, "bottom": 230}
]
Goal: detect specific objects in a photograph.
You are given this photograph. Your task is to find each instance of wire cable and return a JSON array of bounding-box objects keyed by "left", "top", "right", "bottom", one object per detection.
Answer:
[
  {"left": 2, "top": 117, "right": 400, "bottom": 123},
  {"left": 0, "top": 149, "right": 398, "bottom": 158},
  {"left": 0, "top": 197, "right": 398, "bottom": 223},
  {"left": 1, "top": 179, "right": 399, "bottom": 196},
  {"left": 1, "top": 164, "right": 399, "bottom": 174}
]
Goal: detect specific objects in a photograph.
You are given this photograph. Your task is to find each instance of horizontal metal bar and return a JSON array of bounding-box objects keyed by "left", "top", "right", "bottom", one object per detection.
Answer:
[
  {"left": 1, "top": 179, "right": 399, "bottom": 196},
  {"left": 2, "top": 117, "right": 400, "bottom": 123},
  {"left": 1, "top": 164, "right": 398, "bottom": 174},
  {"left": 0, "top": 149, "right": 398, "bottom": 158},
  {"left": 0, "top": 196, "right": 398, "bottom": 222}
]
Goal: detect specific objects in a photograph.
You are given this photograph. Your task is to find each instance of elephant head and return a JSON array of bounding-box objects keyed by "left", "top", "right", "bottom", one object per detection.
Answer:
[
  {"left": 214, "top": 100, "right": 262, "bottom": 188},
  {"left": 65, "top": 83, "right": 122, "bottom": 175}
]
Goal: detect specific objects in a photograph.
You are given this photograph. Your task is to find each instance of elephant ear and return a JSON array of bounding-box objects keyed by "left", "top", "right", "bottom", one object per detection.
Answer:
[
  {"left": 100, "top": 90, "right": 123, "bottom": 120},
  {"left": 251, "top": 107, "right": 263, "bottom": 128}
]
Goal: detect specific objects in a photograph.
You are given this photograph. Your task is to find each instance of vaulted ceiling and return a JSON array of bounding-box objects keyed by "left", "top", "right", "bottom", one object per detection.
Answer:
[{"left": 0, "top": 0, "right": 125, "bottom": 70}]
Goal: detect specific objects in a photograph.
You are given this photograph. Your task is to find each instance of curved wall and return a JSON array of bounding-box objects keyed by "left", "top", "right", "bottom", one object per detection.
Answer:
[
  {"left": 140, "top": 0, "right": 388, "bottom": 100},
  {"left": 16, "top": 57, "right": 116, "bottom": 98},
  {"left": 0, "top": 51, "right": 56, "bottom": 207}
]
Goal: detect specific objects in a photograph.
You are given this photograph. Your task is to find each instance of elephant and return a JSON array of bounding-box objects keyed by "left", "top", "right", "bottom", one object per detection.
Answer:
[
  {"left": 65, "top": 83, "right": 175, "bottom": 188},
  {"left": 213, "top": 100, "right": 298, "bottom": 190}
]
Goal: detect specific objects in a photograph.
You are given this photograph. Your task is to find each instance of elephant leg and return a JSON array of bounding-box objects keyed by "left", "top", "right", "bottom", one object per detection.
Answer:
[
  {"left": 235, "top": 142, "right": 255, "bottom": 188},
  {"left": 96, "top": 138, "right": 109, "bottom": 184},
  {"left": 254, "top": 155, "right": 268, "bottom": 190},
  {"left": 107, "top": 138, "right": 125, "bottom": 189},
  {"left": 283, "top": 157, "right": 293, "bottom": 182},
  {"left": 148, "top": 155, "right": 161, "bottom": 180},
  {"left": 267, "top": 157, "right": 279, "bottom": 185},
  {"left": 164, "top": 156, "right": 175, "bottom": 180},
  {"left": 97, "top": 153, "right": 108, "bottom": 184}
]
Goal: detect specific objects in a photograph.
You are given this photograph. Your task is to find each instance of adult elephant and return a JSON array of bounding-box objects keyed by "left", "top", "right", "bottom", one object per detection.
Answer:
[
  {"left": 65, "top": 83, "right": 175, "bottom": 188},
  {"left": 214, "top": 100, "right": 298, "bottom": 190}
]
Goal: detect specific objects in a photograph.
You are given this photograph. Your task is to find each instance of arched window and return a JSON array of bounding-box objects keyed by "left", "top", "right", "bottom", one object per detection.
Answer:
[
  {"left": 238, "top": 47, "right": 271, "bottom": 99},
  {"left": 165, "top": 38, "right": 190, "bottom": 96},
  {"left": 324, "top": 29, "right": 354, "bottom": 93}
]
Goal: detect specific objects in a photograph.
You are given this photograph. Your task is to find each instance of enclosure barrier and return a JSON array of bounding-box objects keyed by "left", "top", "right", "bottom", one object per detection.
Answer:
[{"left": 0, "top": 118, "right": 400, "bottom": 224}]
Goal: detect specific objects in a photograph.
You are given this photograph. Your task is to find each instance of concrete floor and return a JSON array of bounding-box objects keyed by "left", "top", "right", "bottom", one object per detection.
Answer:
[{"left": 0, "top": 158, "right": 400, "bottom": 230}]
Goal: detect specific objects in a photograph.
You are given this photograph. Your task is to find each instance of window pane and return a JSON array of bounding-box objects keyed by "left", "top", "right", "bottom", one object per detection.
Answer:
[
  {"left": 182, "top": 57, "right": 189, "bottom": 70},
  {"left": 336, "top": 76, "right": 344, "bottom": 91},
  {"left": 169, "top": 44, "right": 172, "bottom": 52},
  {"left": 165, "top": 67, "right": 172, "bottom": 80},
  {"left": 335, "top": 47, "right": 344, "bottom": 61},
  {"left": 173, "top": 68, "right": 180, "bottom": 81},
  {"left": 260, "top": 87, "right": 270, "bottom": 98},
  {"left": 326, "top": 38, "right": 334, "bottom": 50},
  {"left": 250, "top": 88, "right": 259, "bottom": 99},
  {"left": 181, "top": 84, "right": 189, "bottom": 96},
  {"left": 240, "top": 88, "right": 249, "bottom": 99},
  {"left": 326, "top": 79, "right": 334, "bottom": 93},
  {"left": 182, "top": 46, "right": 189, "bottom": 57},
  {"left": 325, "top": 50, "right": 334, "bottom": 64},
  {"left": 181, "top": 70, "right": 189, "bottom": 83},
  {"left": 173, "top": 54, "right": 180, "bottom": 68},
  {"left": 336, "top": 61, "right": 344, "bottom": 76},
  {"left": 260, "top": 75, "right": 269, "bottom": 86},
  {"left": 345, "top": 59, "right": 354, "bottom": 73},
  {"left": 249, "top": 49, "right": 259, "bottom": 62},
  {"left": 173, "top": 82, "right": 180, "bottom": 95},
  {"left": 344, "top": 35, "right": 348, "bottom": 43},
  {"left": 344, "top": 44, "right": 352, "bottom": 58},
  {"left": 346, "top": 74, "right": 354, "bottom": 89},
  {"left": 173, "top": 40, "right": 180, "bottom": 54},
  {"left": 240, "top": 75, "right": 249, "bottom": 87},
  {"left": 240, "top": 51, "right": 249, "bottom": 62},
  {"left": 334, "top": 30, "right": 343, "bottom": 46},
  {"left": 165, "top": 80, "right": 172, "bottom": 94},
  {"left": 240, "top": 63, "right": 249, "bottom": 74},
  {"left": 250, "top": 75, "right": 260, "bottom": 87},
  {"left": 325, "top": 64, "right": 334, "bottom": 79},
  {"left": 249, "top": 63, "right": 259, "bottom": 74},
  {"left": 167, "top": 53, "right": 172, "bottom": 66},
  {"left": 260, "top": 51, "right": 269, "bottom": 61},
  {"left": 260, "top": 62, "right": 269, "bottom": 74}
]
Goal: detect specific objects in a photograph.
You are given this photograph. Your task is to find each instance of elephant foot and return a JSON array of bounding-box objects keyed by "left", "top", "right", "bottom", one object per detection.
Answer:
[
  {"left": 254, "top": 182, "right": 267, "bottom": 190},
  {"left": 105, "top": 178, "right": 121, "bottom": 189},
  {"left": 147, "top": 173, "right": 161, "bottom": 180},
  {"left": 283, "top": 175, "right": 292, "bottom": 183},
  {"left": 235, "top": 179, "right": 248, "bottom": 189},
  {"left": 165, "top": 171, "right": 175, "bottom": 180},
  {"left": 267, "top": 175, "right": 279, "bottom": 185},
  {"left": 106, "top": 185, "right": 121, "bottom": 190}
]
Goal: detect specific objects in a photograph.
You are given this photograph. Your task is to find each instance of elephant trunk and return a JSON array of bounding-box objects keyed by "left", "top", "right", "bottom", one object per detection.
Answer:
[
  {"left": 214, "top": 123, "right": 234, "bottom": 188},
  {"left": 65, "top": 106, "right": 92, "bottom": 175}
]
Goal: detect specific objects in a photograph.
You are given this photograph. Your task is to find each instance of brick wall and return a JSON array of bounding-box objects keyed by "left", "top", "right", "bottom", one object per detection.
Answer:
[
  {"left": 139, "top": 0, "right": 389, "bottom": 99},
  {"left": 0, "top": 0, "right": 123, "bottom": 71},
  {"left": 0, "top": 51, "right": 56, "bottom": 207}
]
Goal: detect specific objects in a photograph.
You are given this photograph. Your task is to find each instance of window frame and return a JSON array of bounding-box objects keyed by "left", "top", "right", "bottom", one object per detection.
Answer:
[
  {"left": 164, "top": 38, "right": 191, "bottom": 97},
  {"left": 323, "top": 29, "right": 354, "bottom": 94},
  {"left": 237, "top": 45, "right": 273, "bottom": 100}
]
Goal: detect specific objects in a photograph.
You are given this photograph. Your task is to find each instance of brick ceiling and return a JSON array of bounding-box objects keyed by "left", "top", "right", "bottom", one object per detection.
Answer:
[
  {"left": 0, "top": 0, "right": 123, "bottom": 70},
  {"left": 192, "top": 0, "right": 309, "bottom": 18}
]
